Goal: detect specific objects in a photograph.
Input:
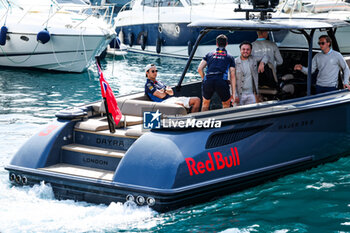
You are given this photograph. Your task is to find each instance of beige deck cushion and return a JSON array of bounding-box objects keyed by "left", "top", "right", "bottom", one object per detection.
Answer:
[
  {"left": 94, "top": 98, "right": 187, "bottom": 117},
  {"left": 75, "top": 115, "right": 143, "bottom": 131}
]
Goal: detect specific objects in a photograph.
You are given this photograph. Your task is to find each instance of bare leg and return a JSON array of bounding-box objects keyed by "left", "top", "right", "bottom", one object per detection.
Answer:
[
  {"left": 222, "top": 98, "right": 231, "bottom": 108},
  {"left": 189, "top": 97, "right": 201, "bottom": 113},
  {"left": 202, "top": 97, "right": 210, "bottom": 111}
]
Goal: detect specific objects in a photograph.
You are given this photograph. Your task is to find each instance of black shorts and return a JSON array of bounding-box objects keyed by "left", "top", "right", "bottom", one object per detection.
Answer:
[{"left": 202, "top": 78, "right": 230, "bottom": 102}]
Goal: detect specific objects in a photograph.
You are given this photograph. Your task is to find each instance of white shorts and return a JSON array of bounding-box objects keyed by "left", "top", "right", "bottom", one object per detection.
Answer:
[{"left": 163, "top": 97, "right": 191, "bottom": 108}]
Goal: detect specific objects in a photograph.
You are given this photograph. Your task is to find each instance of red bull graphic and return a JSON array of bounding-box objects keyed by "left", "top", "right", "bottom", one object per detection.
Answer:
[{"left": 185, "top": 147, "right": 240, "bottom": 176}]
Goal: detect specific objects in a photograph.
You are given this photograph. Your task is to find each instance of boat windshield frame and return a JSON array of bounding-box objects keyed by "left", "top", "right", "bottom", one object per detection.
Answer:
[{"left": 176, "top": 18, "right": 350, "bottom": 96}]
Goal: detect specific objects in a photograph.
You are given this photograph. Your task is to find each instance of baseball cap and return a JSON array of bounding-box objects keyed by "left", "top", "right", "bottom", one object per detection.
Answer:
[{"left": 145, "top": 64, "right": 155, "bottom": 73}]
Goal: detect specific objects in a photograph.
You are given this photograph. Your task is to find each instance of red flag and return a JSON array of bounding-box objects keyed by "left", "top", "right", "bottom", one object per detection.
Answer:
[{"left": 97, "top": 63, "right": 122, "bottom": 126}]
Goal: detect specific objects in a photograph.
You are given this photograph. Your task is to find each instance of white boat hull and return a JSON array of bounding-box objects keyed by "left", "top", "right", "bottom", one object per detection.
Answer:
[{"left": 0, "top": 33, "right": 112, "bottom": 72}]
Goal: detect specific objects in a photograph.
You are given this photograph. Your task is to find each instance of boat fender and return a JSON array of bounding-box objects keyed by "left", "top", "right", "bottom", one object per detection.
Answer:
[
  {"left": 140, "top": 34, "right": 147, "bottom": 50},
  {"left": 118, "top": 30, "right": 124, "bottom": 43},
  {"left": 156, "top": 38, "right": 162, "bottom": 54},
  {"left": 109, "top": 37, "right": 120, "bottom": 49},
  {"left": 37, "top": 29, "right": 50, "bottom": 44},
  {"left": 187, "top": 40, "right": 193, "bottom": 56},
  {"left": 116, "top": 37, "right": 121, "bottom": 49},
  {"left": 0, "top": 25, "right": 8, "bottom": 46},
  {"left": 128, "top": 33, "right": 134, "bottom": 47}
]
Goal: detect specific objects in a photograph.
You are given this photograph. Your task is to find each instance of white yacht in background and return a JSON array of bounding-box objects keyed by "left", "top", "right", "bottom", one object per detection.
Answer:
[
  {"left": 114, "top": 0, "right": 252, "bottom": 59},
  {"left": 273, "top": 0, "right": 350, "bottom": 53},
  {"left": 0, "top": 0, "right": 115, "bottom": 72}
]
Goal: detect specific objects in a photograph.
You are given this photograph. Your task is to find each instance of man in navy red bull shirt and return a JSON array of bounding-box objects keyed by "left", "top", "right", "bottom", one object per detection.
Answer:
[
  {"left": 197, "top": 34, "right": 236, "bottom": 111},
  {"left": 145, "top": 64, "right": 200, "bottom": 113}
]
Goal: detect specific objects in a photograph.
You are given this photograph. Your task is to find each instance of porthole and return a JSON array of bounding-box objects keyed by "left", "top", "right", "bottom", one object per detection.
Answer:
[
  {"left": 20, "top": 35, "right": 29, "bottom": 42},
  {"left": 158, "top": 26, "right": 162, "bottom": 33}
]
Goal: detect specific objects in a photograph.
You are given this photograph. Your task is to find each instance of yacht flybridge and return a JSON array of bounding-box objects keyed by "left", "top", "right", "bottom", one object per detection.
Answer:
[{"left": 5, "top": 1, "right": 350, "bottom": 212}]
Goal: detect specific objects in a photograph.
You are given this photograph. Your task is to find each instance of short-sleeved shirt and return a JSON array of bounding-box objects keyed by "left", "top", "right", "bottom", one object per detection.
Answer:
[
  {"left": 203, "top": 48, "right": 235, "bottom": 81},
  {"left": 145, "top": 79, "right": 170, "bottom": 102}
]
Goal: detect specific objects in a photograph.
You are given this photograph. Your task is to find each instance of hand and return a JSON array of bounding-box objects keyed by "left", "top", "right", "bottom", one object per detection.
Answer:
[
  {"left": 258, "top": 62, "right": 265, "bottom": 73},
  {"left": 294, "top": 64, "right": 302, "bottom": 71},
  {"left": 344, "top": 84, "right": 350, "bottom": 90}
]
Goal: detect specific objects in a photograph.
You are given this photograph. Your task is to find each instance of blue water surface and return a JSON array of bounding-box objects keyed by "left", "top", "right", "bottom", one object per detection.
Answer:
[{"left": 0, "top": 53, "right": 349, "bottom": 233}]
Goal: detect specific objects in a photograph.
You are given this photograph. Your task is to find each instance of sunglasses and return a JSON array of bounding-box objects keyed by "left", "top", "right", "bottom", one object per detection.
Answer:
[
  {"left": 149, "top": 70, "right": 158, "bottom": 73},
  {"left": 318, "top": 42, "right": 327, "bottom": 45}
]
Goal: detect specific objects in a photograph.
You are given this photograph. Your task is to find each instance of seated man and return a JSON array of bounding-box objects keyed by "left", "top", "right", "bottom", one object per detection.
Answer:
[{"left": 144, "top": 64, "right": 200, "bottom": 113}]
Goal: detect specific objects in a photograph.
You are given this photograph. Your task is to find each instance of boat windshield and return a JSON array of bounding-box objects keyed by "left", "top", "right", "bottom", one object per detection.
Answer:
[
  {"left": 7, "top": 0, "right": 58, "bottom": 8},
  {"left": 56, "top": 0, "right": 89, "bottom": 4},
  {"left": 278, "top": 0, "right": 350, "bottom": 13},
  {"left": 186, "top": 0, "right": 247, "bottom": 5}
]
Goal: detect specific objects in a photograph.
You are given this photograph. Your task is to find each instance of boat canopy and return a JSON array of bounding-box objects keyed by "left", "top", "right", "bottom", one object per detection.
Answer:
[{"left": 188, "top": 18, "right": 350, "bottom": 31}]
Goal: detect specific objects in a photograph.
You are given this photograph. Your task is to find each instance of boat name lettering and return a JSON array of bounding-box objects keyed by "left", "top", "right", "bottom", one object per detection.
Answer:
[
  {"left": 83, "top": 157, "right": 108, "bottom": 166},
  {"left": 185, "top": 147, "right": 240, "bottom": 176},
  {"left": 278, "top": 119, "right": 314, "bottom": 130},
  {"left": 96, "top": 138, "right": 124, "bottom": 147}
]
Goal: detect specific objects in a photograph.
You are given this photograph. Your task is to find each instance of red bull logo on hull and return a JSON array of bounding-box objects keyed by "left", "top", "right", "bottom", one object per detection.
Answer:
[{"left": 185, "top": 147, "right": 240, "bottom": 176}]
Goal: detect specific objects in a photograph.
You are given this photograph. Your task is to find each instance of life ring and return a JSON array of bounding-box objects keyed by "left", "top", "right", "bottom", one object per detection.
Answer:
[
  {"left": 187, "top": 41, "right": 193, "bottom": 56},
  {"left": 156, "top": 38, "right": 162, "bottom": 54},
  {"left": 128, "top": 33, "right": 134, "bottom": 47},
  {"left": 140, "top": 34, "right": 147, "bottom": 50}
]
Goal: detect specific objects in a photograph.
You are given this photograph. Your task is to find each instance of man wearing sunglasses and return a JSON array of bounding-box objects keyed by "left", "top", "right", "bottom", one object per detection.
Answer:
[
  {"left": 294, "top": 35, "right": 350, "bottom": 94},
  {"left": 145, "top": 64, "right": 200, "bottom": 113}
]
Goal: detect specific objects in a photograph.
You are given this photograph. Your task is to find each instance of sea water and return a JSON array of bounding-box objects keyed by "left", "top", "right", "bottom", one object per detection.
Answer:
[{"left": 0, "top": 53, "right": 349, "bottom": 233}]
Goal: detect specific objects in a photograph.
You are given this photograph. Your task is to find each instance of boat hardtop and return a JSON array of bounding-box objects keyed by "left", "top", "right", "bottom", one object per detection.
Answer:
[{"left": 5, "top": 7, "right": 350, "bottom": 212}]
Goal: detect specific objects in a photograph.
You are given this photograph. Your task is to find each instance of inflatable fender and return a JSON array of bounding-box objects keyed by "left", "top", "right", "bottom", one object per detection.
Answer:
[
  {"left": 128, "top": 33, "right": 134, "bottom": 47},
  {"left": 140, "top": 34, "right": 147, "bottom": 50},
  {"left": 187, "top": 40, "right": 193, "bottom": 56},
  {"left": 156, "top": 38, "right": 162, "bottom": 54},
  {"left": 0, "top": 26, "right": 8, "bottom": 46},
  {"left": 37, "top": 29, "right": 50, "bottom": 44}
]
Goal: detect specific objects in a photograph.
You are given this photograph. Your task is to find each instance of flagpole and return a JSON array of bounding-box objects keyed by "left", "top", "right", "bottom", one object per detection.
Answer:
[{"left": 96, "top": 56, "right": 116, "bottom": 133}]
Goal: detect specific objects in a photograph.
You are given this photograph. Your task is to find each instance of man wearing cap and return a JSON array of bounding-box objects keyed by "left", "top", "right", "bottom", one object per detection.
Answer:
[
  {"left": 145, "top": 64, "right": 200, "bottom": 113},
  {"left": 197, "top": 34, "right": 236, "bottom": 111}
]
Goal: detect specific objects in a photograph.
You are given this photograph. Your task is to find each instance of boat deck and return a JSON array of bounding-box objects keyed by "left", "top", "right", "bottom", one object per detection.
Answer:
[{"left": 39, "top": 164, "right": 114, "bottom": 181}]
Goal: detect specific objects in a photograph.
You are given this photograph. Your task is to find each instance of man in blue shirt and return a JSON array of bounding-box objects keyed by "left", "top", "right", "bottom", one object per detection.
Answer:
[
  {"left": 197, "top": 34, "right": 236, "bottom": 111},
  {"left": 145, "top": 64, "right": 200, "bottom": 112}
]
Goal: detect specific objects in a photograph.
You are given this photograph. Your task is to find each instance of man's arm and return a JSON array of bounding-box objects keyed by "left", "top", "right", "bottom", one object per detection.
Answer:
[
  {"left": 299, "top": 55, "right": 317, "bottom": 75},
  {"left": 274, "top": 44, "right": 283, "bottom": 66},
  {"left": 339, "top": 55, "right": 350, "bottom": 89},
  {"left": 153, "top": 89, "right": 167, "bottom": 99},
  {"left": 255, "top": 54, "right": 268, "bottom": 73},
  {"left": 229, "top": 67, "right": 237, "bottom": 103},
  {"left": 197, "top": 59, "right": 207, "bottom": 79}
]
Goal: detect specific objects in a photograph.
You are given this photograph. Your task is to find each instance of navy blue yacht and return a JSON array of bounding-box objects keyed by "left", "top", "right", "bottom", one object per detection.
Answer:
[{"left": 6, "top": 1, "right": 350, "bottom": 212}]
